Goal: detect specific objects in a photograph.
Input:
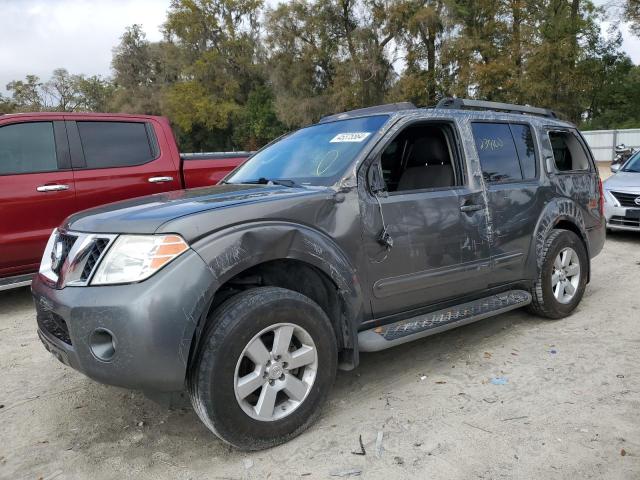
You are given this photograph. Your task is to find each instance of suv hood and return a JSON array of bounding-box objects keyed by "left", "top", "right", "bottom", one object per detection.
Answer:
[{"left": 64, "top": 184, "right": 325, "bottom": 238}]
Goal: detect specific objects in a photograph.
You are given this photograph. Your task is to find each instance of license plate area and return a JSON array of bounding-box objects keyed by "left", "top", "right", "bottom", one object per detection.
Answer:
[{"left": 625, "top": 209, "right": 640, "bottom": 219}]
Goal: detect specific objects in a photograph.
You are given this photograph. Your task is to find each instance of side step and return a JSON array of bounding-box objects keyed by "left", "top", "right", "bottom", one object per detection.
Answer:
[
  {"left": 358, "top": 290, "right": 531, "bottom": 352},
  {"left": 0, "top": 273, "right": 34, "bottom": 292}
]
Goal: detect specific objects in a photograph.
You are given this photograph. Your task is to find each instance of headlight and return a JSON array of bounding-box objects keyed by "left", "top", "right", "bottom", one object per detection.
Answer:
[
  {"left": 92, "top": 234, "right": 189, "bottom": 285},
  {"left": 603, "top": 189, "right": 620, "bottom": 207}
]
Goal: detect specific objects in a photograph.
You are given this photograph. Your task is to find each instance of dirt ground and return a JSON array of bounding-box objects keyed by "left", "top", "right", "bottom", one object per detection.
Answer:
[{"left": 1, "top": 231, "right": 639, "bottom": 480}]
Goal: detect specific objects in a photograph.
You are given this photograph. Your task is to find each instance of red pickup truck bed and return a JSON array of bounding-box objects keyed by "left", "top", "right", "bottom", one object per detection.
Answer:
[{"left": 0, "top": 112, "right": 250, "bottom": 289}]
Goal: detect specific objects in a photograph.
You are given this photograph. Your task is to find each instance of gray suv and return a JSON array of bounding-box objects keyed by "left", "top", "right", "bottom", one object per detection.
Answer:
[{"left": 32, "top": 98, "right": 605, "bottom": 450}]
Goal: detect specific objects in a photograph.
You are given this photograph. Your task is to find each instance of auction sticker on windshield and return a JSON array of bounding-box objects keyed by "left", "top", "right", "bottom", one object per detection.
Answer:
[{"left": 330, "top": 132, "right": 371, "bottom": 143}]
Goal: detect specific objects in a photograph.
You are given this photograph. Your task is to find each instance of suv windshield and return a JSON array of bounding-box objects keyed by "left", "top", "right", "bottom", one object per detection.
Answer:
[
  {"left": 622, "top": 151, "right": 640, "bottom": 173},
  {"left": 226, "top": 115, "right": 389, "bottom": 187}
]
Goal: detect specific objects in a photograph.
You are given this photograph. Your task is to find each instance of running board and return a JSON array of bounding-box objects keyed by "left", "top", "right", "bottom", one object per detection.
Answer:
[
  {"left": 358, "top": 290, "right": 531, "bottom": 352},
  {"left": 0, "top": 273, "right": 34, "bottom": 292}
]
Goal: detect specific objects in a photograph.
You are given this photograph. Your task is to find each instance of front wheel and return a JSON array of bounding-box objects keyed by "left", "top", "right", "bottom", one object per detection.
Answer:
[
  {"left": 188, "top": 287, "right": 337, "bottom": 450},
  {"left": 528, "top": 229, "right": 588, "bottom": 319}
]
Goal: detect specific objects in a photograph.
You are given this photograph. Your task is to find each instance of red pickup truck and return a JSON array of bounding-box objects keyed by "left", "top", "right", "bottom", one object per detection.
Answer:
[{"left": 0, "top": 112, "right": 250, "bottom": 290}]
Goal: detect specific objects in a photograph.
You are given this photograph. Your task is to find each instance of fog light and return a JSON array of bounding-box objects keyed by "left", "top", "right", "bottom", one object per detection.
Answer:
[{"left": 89, "top": 329, "right": 116, "bottom": 362}]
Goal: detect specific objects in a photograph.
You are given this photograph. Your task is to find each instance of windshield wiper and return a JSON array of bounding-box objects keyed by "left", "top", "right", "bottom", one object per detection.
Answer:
[{"left": 235, "top": 177, "right": 299, "bottom": 187}]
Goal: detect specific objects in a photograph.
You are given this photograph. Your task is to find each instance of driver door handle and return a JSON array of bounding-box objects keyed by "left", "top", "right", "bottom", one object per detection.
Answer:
[
  {"left": 36, "top": 184, "right": 69, "bottom": 192},
  {"left": 460, "top": 204, "right": 483, "bottom": 213},
  {"left": 148, "top": 176, "right": 174, "bottom": 183}
]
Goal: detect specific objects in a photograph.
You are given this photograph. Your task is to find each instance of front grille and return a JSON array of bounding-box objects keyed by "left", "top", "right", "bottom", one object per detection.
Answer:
[
  {"left": 609, "top": 215, "right": 640, "bottom": 228},
  {"left": 80, "top": 238, "right": 110, "bottom": 281},
  {"left": 37, "top": 309, "right": 72, "bottom": 345},
  {"left": 611, "top": 191, "right": 640, "bottom": 208},
  {"left": 52, "top": 232, "right": 77, "bottom": 275}
]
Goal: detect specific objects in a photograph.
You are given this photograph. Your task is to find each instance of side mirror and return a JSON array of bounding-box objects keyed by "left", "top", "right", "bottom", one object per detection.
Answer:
[
  {"left": 610, "top": 163, "right": 621, "bottom": 174},
  {"left": 368, "top": 163, "right": 386, "bottom": 195}
]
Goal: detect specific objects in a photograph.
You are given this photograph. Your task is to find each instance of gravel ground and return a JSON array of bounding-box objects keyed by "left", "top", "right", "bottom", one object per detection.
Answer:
[{"left": 1, "top": 231, "right": 639, "bottom": 480}]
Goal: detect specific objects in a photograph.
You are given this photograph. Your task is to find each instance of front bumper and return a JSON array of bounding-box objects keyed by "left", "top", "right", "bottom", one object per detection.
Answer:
[
  {"left": 604, "top": 202, "right": 640, "bottom": 231},
  {"left": 32, "top": 250, "right": 215, "bottom": 392}
]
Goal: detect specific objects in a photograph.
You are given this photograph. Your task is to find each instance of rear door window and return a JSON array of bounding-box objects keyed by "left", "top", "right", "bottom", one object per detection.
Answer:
[
  {"left": 0, "top": 122, "right": 58, "bottom": 175},
  {"left": 548, "top": 131, "right": 590, "bottom": 171},
  {"left": 471, "top": 123, "right": 522, "bottom": 182},
  {"left": 77, "top": 121, "right": 156, "bottom": 169}
]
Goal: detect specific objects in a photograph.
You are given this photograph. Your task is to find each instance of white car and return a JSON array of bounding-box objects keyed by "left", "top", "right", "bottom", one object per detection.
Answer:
[{"left": 604, "top": 151, "right": 640, "bottom": 231}]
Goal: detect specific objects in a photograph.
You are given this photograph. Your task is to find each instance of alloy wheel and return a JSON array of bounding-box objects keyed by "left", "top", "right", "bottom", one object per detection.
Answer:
[
  {"left": 233, "top": 323, "right": 318, "bottom": 421},
  {"left": 551, "top": 247, "right": 581, "bottom": 304}
]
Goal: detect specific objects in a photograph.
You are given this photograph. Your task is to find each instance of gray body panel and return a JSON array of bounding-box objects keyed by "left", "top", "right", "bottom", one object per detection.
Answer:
[
  {"left": 33, "top": 106, "right": 606, "bottom": 392},
  {"left": 32, "top": 250, "right": 215, "bottom": 392}
]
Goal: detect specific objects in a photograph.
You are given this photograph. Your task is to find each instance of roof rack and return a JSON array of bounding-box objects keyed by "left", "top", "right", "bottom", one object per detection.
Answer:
[
  {"left": 319, "top": 102, "right": 416, "bottom": 123},
  {"left": 436, "top": 97, "right": 557, "bottom": 119}
]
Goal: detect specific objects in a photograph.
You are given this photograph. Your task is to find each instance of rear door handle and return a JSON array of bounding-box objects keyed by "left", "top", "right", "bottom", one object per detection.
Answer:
[
  {"left": 460, "top": 204, "right": 483, "bottom": 213},
  {"left": 36, "top": 184, "right": 69, "bottom": 192},
  {"left": 148, "top": 176, "right": 174, "bottom": 183}
]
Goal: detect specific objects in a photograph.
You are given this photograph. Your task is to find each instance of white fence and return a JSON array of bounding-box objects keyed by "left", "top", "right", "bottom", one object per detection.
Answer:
[{"left": 581, "top": 128, "right": 640, "bottom": 163}]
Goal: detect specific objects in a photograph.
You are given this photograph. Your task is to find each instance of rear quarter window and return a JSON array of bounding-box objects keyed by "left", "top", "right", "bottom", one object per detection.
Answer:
[
  {"left": 77, "top": 121, "right": 156, "bottom": 169},
  {"left": 0, "top": 122, "right": 58, "bottom": 175},
  {"left": 510, "top": 124, "right": 537, "bottom": 179},
  {"left": 548, "top": 131, "right": 590, "bottom": 172}
]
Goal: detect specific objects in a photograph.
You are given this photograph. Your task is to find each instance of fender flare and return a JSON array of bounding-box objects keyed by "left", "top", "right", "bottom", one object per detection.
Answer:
[
  {"left": 182, "top": 221, "right": 364, "bottom": 366},
  {"left": 529, "top": 197, "right": 590, "bottom": 274}
]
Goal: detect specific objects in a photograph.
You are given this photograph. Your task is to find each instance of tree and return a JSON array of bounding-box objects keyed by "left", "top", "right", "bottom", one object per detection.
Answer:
[
  {"left": 76, "top": 75, "right": 116, "bottom": 112},
  {"left": 265, "top": 0, "right": 339, "bottom": 126},
  {"left": 162, "top": 0, "right": 274, "bottom": 150},
  {"left": 390, "top": 0, "right": 449, "bottom": 105},
  {"left": 42, "top": 68, "right": 85, "bottom": 111},
  {"left": 626, "top": 0, "right": 640, "bottom": 36},
  {"left": 6, "top": 75, "right": 45, "bottom": 110},
  {"left": 111, "top": 24, "right": 165, "bottom": 113},
  {"left": 0, "top": 93, "right": 16, "bottom": 114}
]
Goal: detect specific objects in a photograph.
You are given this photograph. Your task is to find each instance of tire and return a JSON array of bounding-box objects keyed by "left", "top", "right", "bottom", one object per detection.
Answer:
[
  {"left": 188, "top": 286, "right": 337, "bottom": 450},
  {"left": 528, "top": 229, "right": 588, "bottom": 319}
]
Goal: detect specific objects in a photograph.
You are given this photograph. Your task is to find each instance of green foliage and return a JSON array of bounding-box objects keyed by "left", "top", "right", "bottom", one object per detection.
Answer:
[
  {"left": 233, "top": 85, "right": 286, "bottom": 150},
  {"left": 0, "top": 93, "right": 16, "bottom": 114},
  {"left": 5, "top": 69, "right": 114, "bottom": 112},
  {"left": 626, "top": 0, "right": 640, "bottom": 36},
  {"left": 6, "top": 75, "right": 44, "bottom": 110},
  {"left": 4, "top": 0, "right": 640, "bottom": 150}
]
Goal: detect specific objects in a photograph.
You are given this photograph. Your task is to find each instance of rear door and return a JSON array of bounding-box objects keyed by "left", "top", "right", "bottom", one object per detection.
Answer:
[
  {"left": 470, "top": 121, "right": 543, "bottom": 286},
  {"left": 0, "top": 118, "right": 76, "bottom": 277},
  {"left": 67, "top": 117, "right": 182, "bottom": 212}
]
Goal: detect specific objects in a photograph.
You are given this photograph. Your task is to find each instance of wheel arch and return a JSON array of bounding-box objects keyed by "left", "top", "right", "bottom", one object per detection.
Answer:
[
  {"left": 530, "top": 197, "right": 591, "bottom": 281},
  {"left": 184, "top": 222, "right": 364, "bottom": 375}
]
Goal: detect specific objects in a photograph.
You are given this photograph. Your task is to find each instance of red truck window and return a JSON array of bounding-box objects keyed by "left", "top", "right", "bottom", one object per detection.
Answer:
[
  {"left": 76, "top": 121, "right": 157, "bottom": 169},
  {"left": 0, "top": 122, "right": 58, "bottom": 175}
]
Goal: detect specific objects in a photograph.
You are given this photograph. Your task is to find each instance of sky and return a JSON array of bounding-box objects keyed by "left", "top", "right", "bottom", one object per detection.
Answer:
[{"left": 0, "top": 0, "right": 639, "bottom": 96}]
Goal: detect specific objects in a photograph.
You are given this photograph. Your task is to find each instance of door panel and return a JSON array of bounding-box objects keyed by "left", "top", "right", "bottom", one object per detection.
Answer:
[
  {"left": 484, "top": 182, "right": 542, "bottom": 285},
  {"left": 471, "top": 122, "right": 542, "bottom": 285},
  {"left": 67, "top": 119, "right": 182, "bottom": 212},
  {"left": 0, "top": 119, "right": 76, "bottom": 277},
  {"left": 363, "top": 188, "right": 491, "bottom": 318}
]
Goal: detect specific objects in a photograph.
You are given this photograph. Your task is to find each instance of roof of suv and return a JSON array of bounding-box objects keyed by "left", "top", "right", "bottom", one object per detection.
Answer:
[{"left": 319, "top": 98, "right": 574, "bottom": 129}]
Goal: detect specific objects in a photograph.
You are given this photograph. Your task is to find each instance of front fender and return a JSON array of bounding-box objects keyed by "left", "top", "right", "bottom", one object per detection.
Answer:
[{"left": 185, "top": 221, "right": 364, "bottom": 361}]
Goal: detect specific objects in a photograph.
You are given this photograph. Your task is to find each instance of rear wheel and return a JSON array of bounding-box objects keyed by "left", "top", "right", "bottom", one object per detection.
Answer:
[
  {"left": 188, "top": 287, "right": 337, "bottom": 450},
  {"left": 528, "top": 229, "right": 588, "bottom": 319}
]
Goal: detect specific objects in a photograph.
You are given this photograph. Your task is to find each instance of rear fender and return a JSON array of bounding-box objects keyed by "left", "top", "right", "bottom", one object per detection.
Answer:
[{"left": 528, "top": 197, "right": 590, "bottom": 277}]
